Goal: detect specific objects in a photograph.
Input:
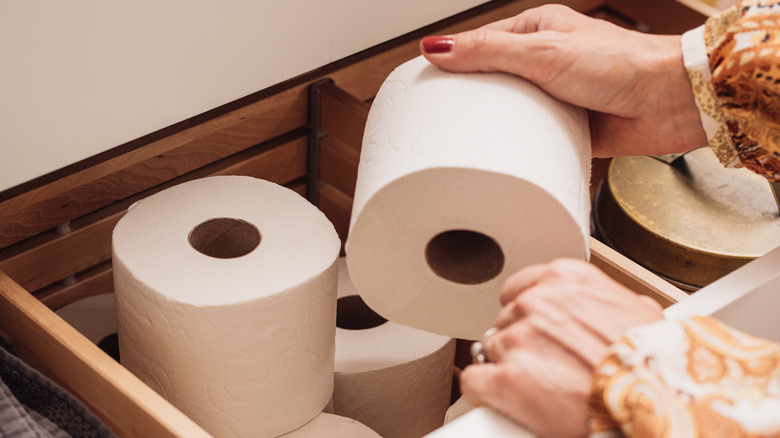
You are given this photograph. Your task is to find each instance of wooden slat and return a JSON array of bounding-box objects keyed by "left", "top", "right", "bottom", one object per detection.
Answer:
[
  {"left": 208, "top": 134, "right": 308, "bottom": 181},
  {"left": 0, "top": 136, "right": 307, "bottom": 293},
  {"left": 0, "top": 270, "right": 212, "bottom": 437},
  {"left": 320, "top": 81, "right": 371, "bottom": 150},
  {"left": 318, "top": 80, "right": 369, "bottom": 198},
  {"left": 0, "top": 210, "right": 118, "bottom": 293},
  {"left": 319, "top": 184, "right": 354, "bottom": 243},
  {"left": 37, "top": 261, "right": 114, "bottom": 311},
  {"left": 589, "top": 6, "right": 636, "bottom": 28},
  {"left": 605, "top": 0, "right": 714, "bottom": 33},
  {"left": 320, "top": 136, "right": 361, "bottom": 199},
  {"left": 589, "top": 237, "right": 689, "bottom": 307}
]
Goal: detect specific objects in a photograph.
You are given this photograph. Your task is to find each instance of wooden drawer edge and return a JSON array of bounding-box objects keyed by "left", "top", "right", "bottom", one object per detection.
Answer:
[{"left": 590, "top": 237, "right": 689, "bottom": 307}]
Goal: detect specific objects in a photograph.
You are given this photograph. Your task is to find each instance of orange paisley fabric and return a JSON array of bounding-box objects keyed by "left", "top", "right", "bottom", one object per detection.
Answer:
[
  {"left": 690, "top": 0, "right": 780, "bottom": 181},
  {"left": 588, "top": 316, "right": 780, "bottom": 437}
]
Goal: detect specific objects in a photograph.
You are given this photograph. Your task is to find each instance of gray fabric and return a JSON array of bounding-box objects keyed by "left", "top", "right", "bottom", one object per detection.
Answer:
[
  {"left": 0, "top": 336, "right": 116, "bottom": 438},
  {"left": 0, "top": 377, "right": 69, "bottom": 438}
]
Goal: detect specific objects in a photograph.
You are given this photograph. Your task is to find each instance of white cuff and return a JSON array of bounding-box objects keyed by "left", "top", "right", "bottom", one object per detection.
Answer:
[{"left": 681, "top": 25, "right": 719, "bottom": 140}]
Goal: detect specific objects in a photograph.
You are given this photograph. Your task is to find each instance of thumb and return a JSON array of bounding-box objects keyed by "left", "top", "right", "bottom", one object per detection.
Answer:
[
  {"left": 459, "top": 362, "right": 505, "bottom": 408},
  {"left": 459, "top": 363, "right": 535, "bottom": 430}
]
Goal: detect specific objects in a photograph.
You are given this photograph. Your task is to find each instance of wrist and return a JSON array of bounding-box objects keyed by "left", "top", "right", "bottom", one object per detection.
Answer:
[{"left": 652, "top": 35, "right": 708, "bottom": 153}]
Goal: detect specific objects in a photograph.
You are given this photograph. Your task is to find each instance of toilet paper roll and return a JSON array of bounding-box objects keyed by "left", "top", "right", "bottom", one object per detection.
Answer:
[
  {"left": 425, "top": 408, "right": 536, "bottom": 438},
  {"left": 55, "top": 293, "right": 119, "bottom": 361},
  {"left": 346, "top": 55, "right": 591, "bottom": 340},
  {"left": 55, "top": 293, "right": 117, "bottom": 344},
  {"left": 329, "top": 258, "right": 455, "bottom": 438},
  {"left": 444, "top": 397, "right": 473, "bottom": 424},
  {"left": 112, "top": 176, "right": 341, "bottom": 438},
  {"left": 280, "top": 413, "right": 381, "bottom": 438}
]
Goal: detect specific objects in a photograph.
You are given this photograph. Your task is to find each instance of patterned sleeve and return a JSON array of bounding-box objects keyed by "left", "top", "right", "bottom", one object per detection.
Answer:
[
  {"left": 586, "top": 316, "right": 780, "bottom": 437},
  {"left": 683, "top": 1, "right": 780, "bottom": 181}
]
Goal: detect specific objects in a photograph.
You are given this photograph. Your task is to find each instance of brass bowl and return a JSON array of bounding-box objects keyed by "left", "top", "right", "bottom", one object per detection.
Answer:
[{"left": 592, "top": 148, "right": 780, "bottom": 291}]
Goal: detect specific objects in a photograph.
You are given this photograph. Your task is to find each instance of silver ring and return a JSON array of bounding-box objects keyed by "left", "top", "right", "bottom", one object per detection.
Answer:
[{"left": 470, "top": 327, "right": 499, "bottom": 364}]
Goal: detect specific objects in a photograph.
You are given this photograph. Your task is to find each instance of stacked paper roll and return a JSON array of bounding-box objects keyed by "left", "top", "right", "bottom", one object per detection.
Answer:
[
  {"left": 346, "top": 55, "right": 591, "bottom": 340},
  {"left": 280, "top": 413, "right": 381, "bottom": 438},
  {"left": 55, "top": 293, "right": 119, "bottom": 360},
  {"left": 444, "top": 397, "right": 473, "bottom": 424},
  {"left": 55, "top": 293, "right": 116, "bottom": 344},
  {"left": 112, "top": 176, "right": 341, "bottom": 438},
  {"left": 425, "top": 408, "right": 536, "bottom": 438},
  {"left": 329, "top": 258, "right": 455, "bottom": 438}
]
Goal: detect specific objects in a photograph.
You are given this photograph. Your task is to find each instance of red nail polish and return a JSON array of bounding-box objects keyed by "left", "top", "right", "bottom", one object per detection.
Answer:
[{"left": 422, "top": 36, "right": 454, "bottom": 54}]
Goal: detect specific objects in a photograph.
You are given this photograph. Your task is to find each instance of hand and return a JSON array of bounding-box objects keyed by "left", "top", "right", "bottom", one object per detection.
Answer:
[
  {"left": 459, "top": 259, "right": 664, "bottom": 437},
  {"left": 420, "top": 5, "right": 707, "bottom": 158}
]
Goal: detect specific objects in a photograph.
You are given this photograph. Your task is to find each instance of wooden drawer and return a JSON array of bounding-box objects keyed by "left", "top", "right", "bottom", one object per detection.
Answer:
[{"left": 0, "top": 0, "right": 710, "bottom": 435}]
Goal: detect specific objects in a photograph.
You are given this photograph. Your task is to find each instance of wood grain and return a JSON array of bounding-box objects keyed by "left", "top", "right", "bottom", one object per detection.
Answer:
[
  {"left": 590, "top": 237, "right": 689, "bottom": 307},
  {"left": 319, "top": 81, "right": 370, "bottom": 150},
  {"left": 605, "top": 0, "right": 713, "bottom": 33},
  {"left": 318, "top": 81, "right": 368, "bottom": 199},
  {"left": 320, "top": 136, "right": 361, "bottom": 199},
  {"left": 36, "top": 261, "right": 113, "bottom": 311},
  {"left": 319, "top": 184, "right": 355, "bottom": 243}
]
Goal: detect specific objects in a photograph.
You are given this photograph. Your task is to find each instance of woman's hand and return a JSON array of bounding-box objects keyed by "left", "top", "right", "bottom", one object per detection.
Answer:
[
  {"left": 420, "top": 4, "right": 707, "bottom": 158},
  {"left": 460, "top": 259, "right": 664, "bottom": 437}
]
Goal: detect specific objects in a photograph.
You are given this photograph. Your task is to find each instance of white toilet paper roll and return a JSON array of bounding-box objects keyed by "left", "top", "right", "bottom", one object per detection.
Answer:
[
  {"left": 112, "top": 176, "right": 341, "bottom": 438},
  {"left": 425, "top": 408, "right": 536, "bottom": 438},
  {"left": 55, "top": 293, "right": 119, "bottom": 361},
  {"left": 280, "top": 413, "right": 381, "bottom": 438},
  {"left": 329, "top": 258, "right": 455, "bottom": 438},
  {"left": 346, "top": 55, "right": 591, "bottom": 340},
  {"left": 444, "top": 396, "right": 473, "bottom": 424},
  {"left": 55, "top": 293, "right": 117, "bottom": 344}
]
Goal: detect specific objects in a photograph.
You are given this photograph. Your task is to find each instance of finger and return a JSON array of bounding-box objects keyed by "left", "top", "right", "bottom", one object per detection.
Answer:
[
  {"left": 484, "top": 316, "right": 542, "bottom": 362},
  {"left": 494, "top": 299, "right": 525, "bottom": 330},
  {"left": 495, "top": 294, "right": 609, "bottom": 367},
  {"left": 460, "top": 348, "right": 583, "bottom": 435},
  {"left": 459, "top": 362, "right": 532, "bottom": 426},
  {"left": 420, "top": 28, "right": 567, "bottom": 83},
  {"left": 459, "top": 362, "right": 503, "bottom": 408},
  {"left": 525, "top": 312, "right": 608, "bottom": 367},
  {"left": 499, "top": 263, "right": 548, "bottom": 305}
]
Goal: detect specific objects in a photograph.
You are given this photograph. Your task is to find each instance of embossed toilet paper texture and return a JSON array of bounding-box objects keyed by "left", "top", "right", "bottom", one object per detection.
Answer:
[
  {"left": 112, "top": 176, "right": 341, "bottom": 438},
  {"left": 346, "top": 56, "right": 592, "bottom": 340},
  {"left": 329, "top": 258, "right": 456, "bottom": 438}
]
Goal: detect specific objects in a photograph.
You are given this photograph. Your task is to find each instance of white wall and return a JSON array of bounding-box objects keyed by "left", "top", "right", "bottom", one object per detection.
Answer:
[{"left": 0, "top": 0, "right": 488, "bottom": 192}]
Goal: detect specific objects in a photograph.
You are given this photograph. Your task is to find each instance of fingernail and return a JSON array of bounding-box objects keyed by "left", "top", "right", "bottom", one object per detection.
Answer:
[{"left": 422, "top": 36, "right": 454, "bottom": 54}]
